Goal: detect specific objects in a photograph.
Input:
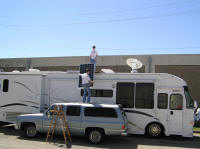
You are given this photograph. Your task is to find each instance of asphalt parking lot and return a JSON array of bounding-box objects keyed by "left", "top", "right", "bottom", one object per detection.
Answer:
[{"left": 0, "top": 126, "right": 200, "bottom": 149}]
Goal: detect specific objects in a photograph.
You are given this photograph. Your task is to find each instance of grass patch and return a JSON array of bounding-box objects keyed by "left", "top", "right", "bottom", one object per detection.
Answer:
[{"left": 194, "top": 127, "right": 200, "bottom": 132}]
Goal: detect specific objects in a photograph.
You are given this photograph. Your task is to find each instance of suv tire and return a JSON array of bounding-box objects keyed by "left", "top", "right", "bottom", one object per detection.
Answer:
[
  {"left": 88, "top": 129, "right": 104, "bottom": 144},
  {"left": 22, "top": 124, "right": 37, "bottom": 138}
]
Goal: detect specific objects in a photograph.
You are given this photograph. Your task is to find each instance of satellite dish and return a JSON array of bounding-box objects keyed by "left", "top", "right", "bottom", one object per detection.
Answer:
[{"left": 126, "top": 58, "right": 143, "bottom": 73}]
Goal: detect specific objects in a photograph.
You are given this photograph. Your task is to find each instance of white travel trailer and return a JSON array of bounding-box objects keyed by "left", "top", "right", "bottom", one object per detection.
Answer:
[{"left": 0, "top": 70, "right": 195, "bottom": 137}]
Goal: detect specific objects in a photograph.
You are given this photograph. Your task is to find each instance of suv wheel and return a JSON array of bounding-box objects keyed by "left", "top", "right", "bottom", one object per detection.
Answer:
[
  {"left": 23, "top": 124, "right": 37, "bottom": 138},
  {"left": 88, "top": 129, "right": 104, "bottom": 144}
]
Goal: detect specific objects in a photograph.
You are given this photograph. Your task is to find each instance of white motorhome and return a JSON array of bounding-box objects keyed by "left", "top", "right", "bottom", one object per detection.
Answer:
[{"left": 0, "top": 70, "right": 195, "bottom": 137}]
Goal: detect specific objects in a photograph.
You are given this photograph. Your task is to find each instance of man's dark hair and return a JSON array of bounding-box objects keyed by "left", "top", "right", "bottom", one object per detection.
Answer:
[
  {"left": 86, "top": 69, "right": 90, "bottom": 72},
  {"left": 92, "top": 45, "right": 96, "bottom": 49}
]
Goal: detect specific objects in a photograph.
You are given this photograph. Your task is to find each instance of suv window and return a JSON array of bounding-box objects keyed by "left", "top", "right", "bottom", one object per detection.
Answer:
[
  {"left": 66, "top": 106, "right": 81, "bottom": 116},
  {"left": 84, "top": 107, "right": 118, "bottom": 118}
]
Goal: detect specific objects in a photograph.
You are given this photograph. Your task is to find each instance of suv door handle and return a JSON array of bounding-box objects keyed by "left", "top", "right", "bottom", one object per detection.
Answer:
[{"left": 170, "top": 111, "right": 173, "bottom": 115}]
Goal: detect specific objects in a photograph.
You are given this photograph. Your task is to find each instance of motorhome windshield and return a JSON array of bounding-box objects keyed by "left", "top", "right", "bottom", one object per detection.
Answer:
[{"left": 184, "top": 86, "right": 194, "bottom": 109}]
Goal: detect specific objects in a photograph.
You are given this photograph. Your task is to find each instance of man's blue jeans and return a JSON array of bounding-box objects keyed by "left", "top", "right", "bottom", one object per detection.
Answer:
[
  {"left": 82, "top": 83, "right": 91, "bottom": 103},
  {"left": 90, "top": 58, "right": 96, "bottom": 72}
]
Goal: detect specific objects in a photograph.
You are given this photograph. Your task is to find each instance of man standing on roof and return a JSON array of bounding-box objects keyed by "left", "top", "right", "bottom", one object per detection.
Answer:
[
  {"left": 79, "top": 69, "right": 93, "bottom": 103},
  {"left": 90, "top": 45, "right": 98, "bottom": 72}
]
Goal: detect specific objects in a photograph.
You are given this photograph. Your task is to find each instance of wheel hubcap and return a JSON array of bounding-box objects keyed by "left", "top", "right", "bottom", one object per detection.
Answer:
[
  {"left": 149, "top": 124, "right": 161, "bottom": 136},
  {"left": 27, "top": 127, "right": 36, "bottom": 137},
  {"left": 90, "top": 131, "right": 101, "bottom": 143}
]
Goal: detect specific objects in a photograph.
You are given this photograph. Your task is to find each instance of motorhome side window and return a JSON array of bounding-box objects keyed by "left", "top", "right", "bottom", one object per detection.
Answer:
[
  {"left": 170, "top": 94, "right": 183, "bottom": 110},
  {"left": 84, "top": 107, "right": 118, "bottom": 118},
  {"left": 116, "top": 83, "right": 134, "bottom": 108},
  {"left": 81, "top": 89, "right": 113, "bottom": 97},
  {"left": 3, "top": 79, "right": 9, "bottom": 92},
  {"left": 135, "top": 83, "right": 154, "bottom": 109},
  {"left": 66, "top": 106, "right": 81, "bottom": 116},
  {"left": 157, "top": 93, "right": 168, "bottom": 109}
]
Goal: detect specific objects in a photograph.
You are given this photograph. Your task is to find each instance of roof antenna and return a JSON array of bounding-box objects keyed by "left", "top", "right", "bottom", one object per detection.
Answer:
[{"left": 126, "top": 58, "right": 143, "bottom": 73}]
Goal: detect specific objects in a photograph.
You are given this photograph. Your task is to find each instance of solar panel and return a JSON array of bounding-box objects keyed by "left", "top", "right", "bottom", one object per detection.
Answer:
[{"left": 79, "top": 64, "right": 94, "bottom": 87}]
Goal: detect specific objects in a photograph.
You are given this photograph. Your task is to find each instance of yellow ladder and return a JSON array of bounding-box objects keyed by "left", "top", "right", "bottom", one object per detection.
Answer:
[{"left": 46, "top": 105, "right": 72, "bottom": 145}]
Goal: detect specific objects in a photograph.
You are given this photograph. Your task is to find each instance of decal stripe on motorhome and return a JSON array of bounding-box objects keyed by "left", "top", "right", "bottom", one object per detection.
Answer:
[
  {"left": 0, "top": 103, "right": 28, "bottom": 108},
  {"left": 31, "top": 106, "right": 39, "bottom": 109},
  {"left": 13, "top": 81, "right": 34, "bottom": 94},
  {"left": 124, "top": 110, "right": 154, "bottom": 118},
  {"left": 128, "top": 121, "right": 144, "bottom": 130},
  {"left": 20, "top": 100, "right": 39, "bottom": 105}
]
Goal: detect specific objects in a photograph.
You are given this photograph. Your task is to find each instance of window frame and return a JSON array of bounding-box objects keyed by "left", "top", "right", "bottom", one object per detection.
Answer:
[
  {"left": 3, "top": 79, "right": 9, "bottom": 92},
  {"left": 157, "top": 93, "right": 168, "bottom": 109},
  {"left": 81, "top": 89, "right": 113, "bottom": 97},
  {"left": 170, "top": 94, "right": 183, "bottom": 110},
  {"left": 116, "top": 82, "right": 135, "bottom": 108},
  {"left": 66, "top": 106, "right": 81, "bottom": 116},
  {"left": 84, "top": 107, "right": 118, "bottom": 118},
  {"left": 135, "top": 83, "right": 154, "bottom": 109}
]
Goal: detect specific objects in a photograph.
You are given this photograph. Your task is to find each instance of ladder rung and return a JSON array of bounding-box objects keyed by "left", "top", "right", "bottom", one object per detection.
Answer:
[{"left": 46, "top": 105, "right": 72, "bottom": 144}]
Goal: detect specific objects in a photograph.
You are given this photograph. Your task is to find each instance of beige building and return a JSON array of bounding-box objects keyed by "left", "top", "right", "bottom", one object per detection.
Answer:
[{"left": 0, "top": 54, "right": 200, "bottom": 104}]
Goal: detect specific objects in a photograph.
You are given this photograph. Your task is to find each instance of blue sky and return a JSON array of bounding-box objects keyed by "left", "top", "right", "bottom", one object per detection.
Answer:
[{"left": 0, "top": 0, "right": 200, "bottom": 58}]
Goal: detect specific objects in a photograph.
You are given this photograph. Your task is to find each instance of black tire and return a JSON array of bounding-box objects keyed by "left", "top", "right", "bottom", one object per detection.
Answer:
[
  {"left": 22, "top": 124, "right": 37, "bottom": 138},
  {"left": 146, "top": 123, "right": 163, "bottom": 137},
  {"left": 87, "top": 129, "right": 104, "bottom": 144}
]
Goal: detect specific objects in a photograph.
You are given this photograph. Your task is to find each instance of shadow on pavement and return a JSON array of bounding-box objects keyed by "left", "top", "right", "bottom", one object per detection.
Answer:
[{"left": 0, "top": 124, "right": 200, "bottom": 149}]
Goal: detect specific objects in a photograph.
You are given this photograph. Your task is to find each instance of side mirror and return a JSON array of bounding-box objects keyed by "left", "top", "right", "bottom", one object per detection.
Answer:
[{"left": 194, "top": 101, "right": 198, "bottom": 109}]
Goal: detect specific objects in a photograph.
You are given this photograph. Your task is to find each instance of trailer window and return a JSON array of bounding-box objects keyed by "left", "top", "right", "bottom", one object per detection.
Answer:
[
  {"left": 135, "top": 83, "right": 154, "bottom": 109},
  {"left": 170, "top": 94, "right": 183, "bottom": 110},
  {"left": 116, "top": 83, "right": 134, "bottom": 108},
  {"left": 84, "top": 107, "right": 118, "bottom": 118},
  {"left": 66, "top": 106, "right": 81, "bottom": 116},
  {"left": 158, "top": 93, "right": 168, "bottom": 109},
  {"left": 81, "top": 89, "right": 113, "bottom": 97},
  {"left": 3, "top": 79, "right": 9, "bottom": 92}
]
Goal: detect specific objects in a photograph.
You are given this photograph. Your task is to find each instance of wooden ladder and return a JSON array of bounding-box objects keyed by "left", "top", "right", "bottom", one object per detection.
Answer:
[{"left": 46, "top": 105, "right": 72, "bottom": 145}]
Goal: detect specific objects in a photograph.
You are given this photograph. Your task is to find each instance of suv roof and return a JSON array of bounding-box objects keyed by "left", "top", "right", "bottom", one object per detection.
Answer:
[{"left": 53, "top": 102, "right": 119, "bottom": 108}]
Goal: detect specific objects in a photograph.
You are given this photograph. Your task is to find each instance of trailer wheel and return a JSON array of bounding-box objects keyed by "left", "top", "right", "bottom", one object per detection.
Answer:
[
  {"left": 23, "top": 124, "right": 37, "bottom": 138},
  {"left": 146, "top": 123, "right": 164, "bottom": 137}
]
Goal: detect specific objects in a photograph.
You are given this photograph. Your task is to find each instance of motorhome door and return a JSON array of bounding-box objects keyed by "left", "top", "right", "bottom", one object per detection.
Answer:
[{"left": 168, "top": 91, "right": 183, "bottom": 134}]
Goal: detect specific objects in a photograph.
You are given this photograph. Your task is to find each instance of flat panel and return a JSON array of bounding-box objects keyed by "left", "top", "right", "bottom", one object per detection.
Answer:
[{"left": 79, "top": 64, "right": 94, "bottom": 87}]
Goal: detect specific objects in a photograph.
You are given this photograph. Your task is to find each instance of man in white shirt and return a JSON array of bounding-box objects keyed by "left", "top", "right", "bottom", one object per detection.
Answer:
[
  {"left": 79, "top": 69, "right": 93, "bottom": 103},
  {"left": 90, "top": 45, "right": 98, "bottom": 72}
]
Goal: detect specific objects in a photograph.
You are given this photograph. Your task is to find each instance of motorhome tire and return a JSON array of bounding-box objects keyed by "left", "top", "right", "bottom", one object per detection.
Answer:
[
  {"left": 88, "top": 129, "right": 104, "bottom": 144},
  {"left": 146, "top": 123, "right": 163, "bottom": 137},
  {"left": 23, "top": 124, "right": 37, "bottom": 138}
]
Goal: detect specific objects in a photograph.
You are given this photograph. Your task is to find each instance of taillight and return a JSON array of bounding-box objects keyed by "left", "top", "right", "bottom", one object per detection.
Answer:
[{"left": 122, "top": 125, "right": 125, "bottom": 130}]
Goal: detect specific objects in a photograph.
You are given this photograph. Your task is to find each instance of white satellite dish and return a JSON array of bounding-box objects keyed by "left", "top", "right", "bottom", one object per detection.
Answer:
[{"left": 126, "top": 58, "right": 143, "bottom": 73}]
